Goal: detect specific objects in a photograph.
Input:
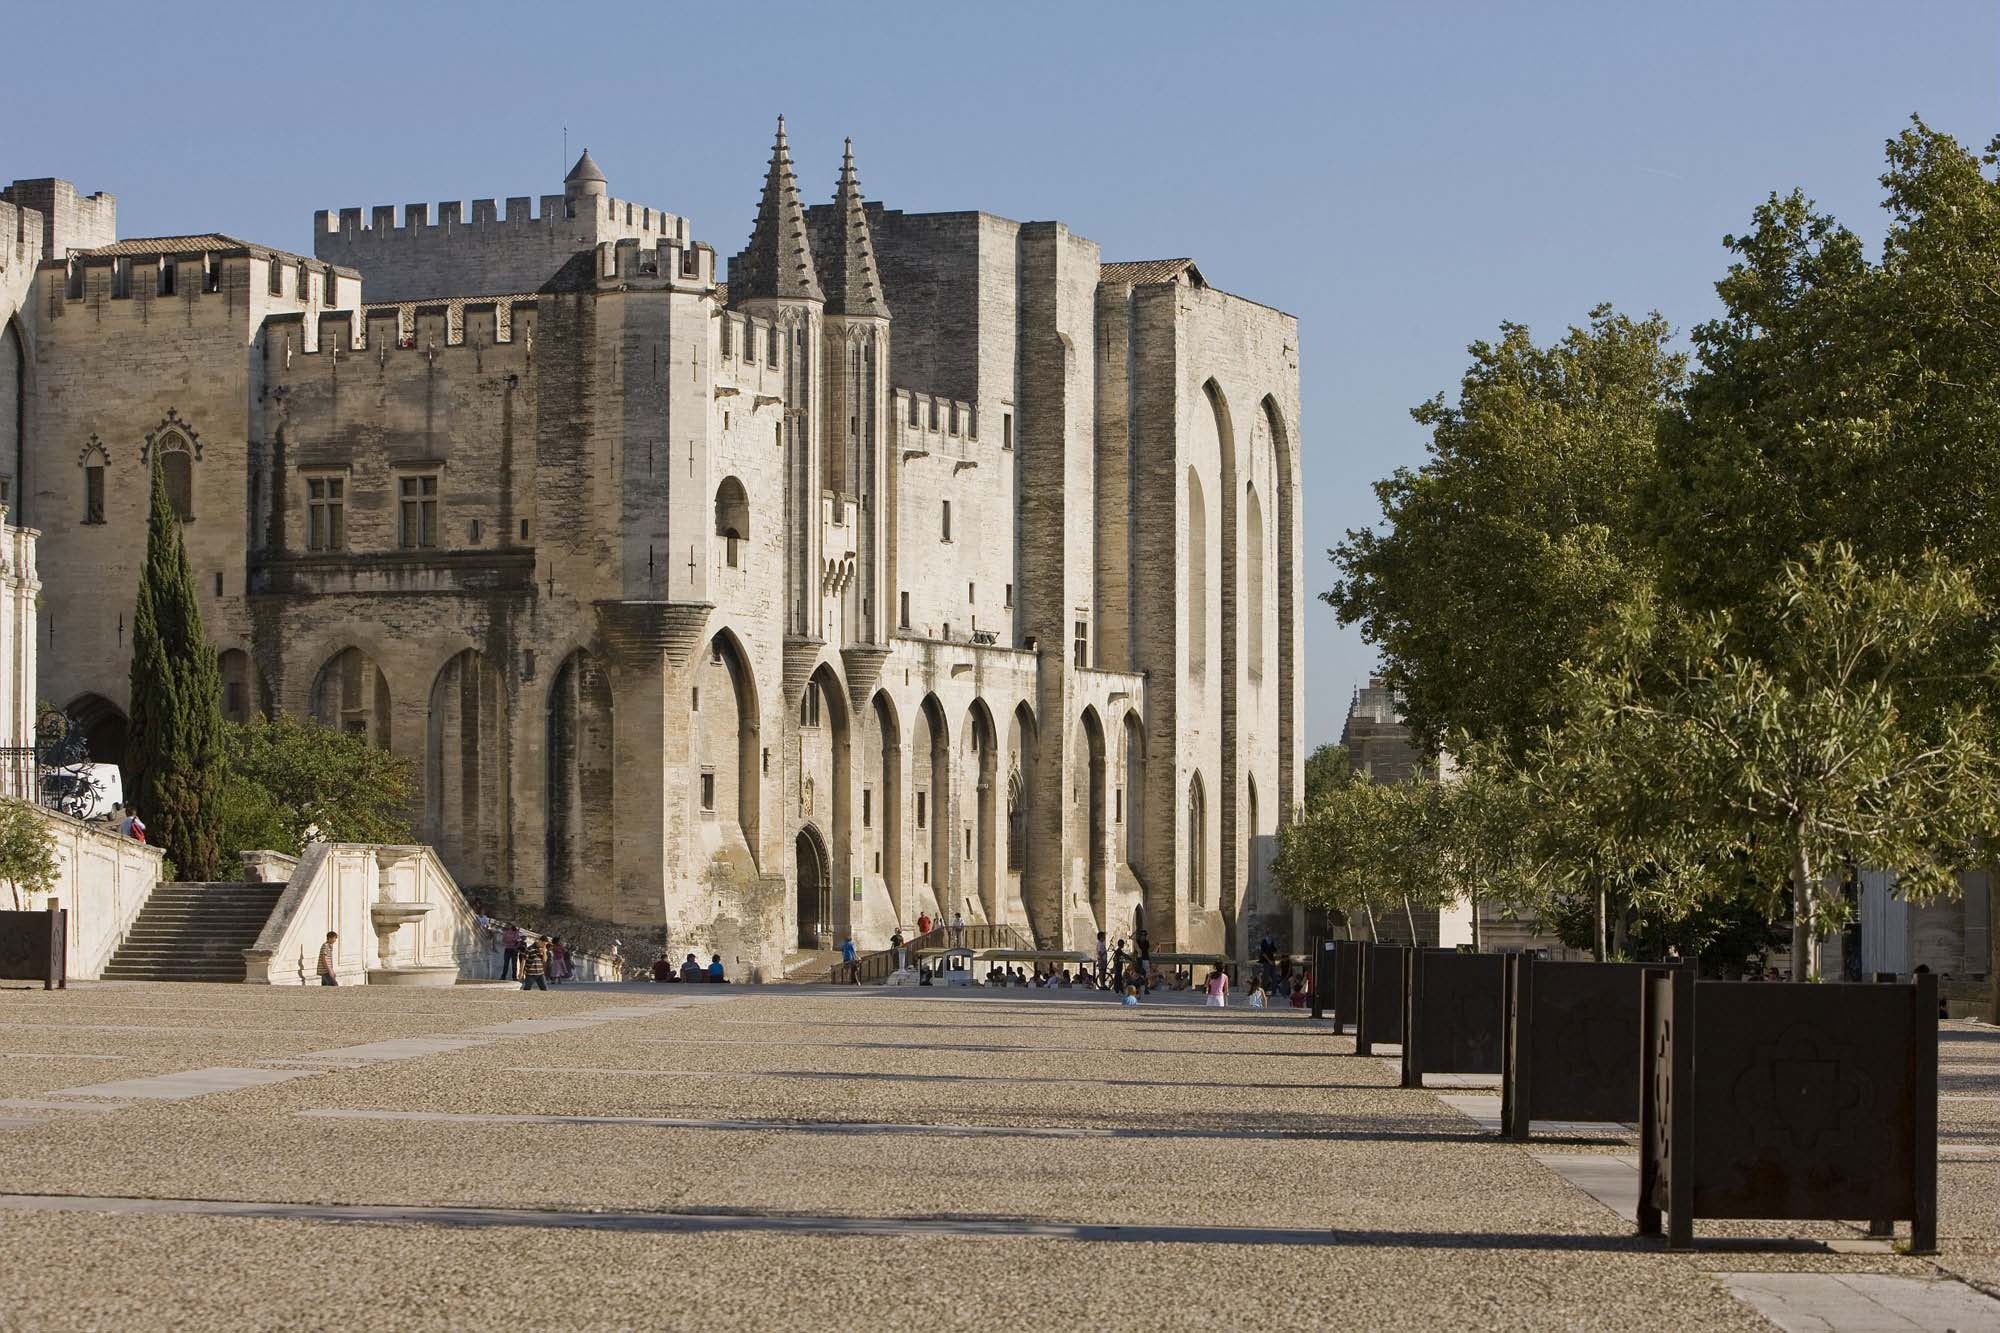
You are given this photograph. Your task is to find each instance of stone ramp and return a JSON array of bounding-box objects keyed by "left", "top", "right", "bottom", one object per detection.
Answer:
[{"left": 99, "top": 882, "right": 282, "bottom": 983}]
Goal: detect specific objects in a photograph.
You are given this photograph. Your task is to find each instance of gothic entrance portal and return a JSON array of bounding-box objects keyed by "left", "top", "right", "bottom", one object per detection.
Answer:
[{"left": 796, "top": 826, "right": 831, "bottom": 949}]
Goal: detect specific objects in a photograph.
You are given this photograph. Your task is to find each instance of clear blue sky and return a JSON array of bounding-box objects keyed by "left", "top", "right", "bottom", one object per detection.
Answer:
[{"left": 11, "top": 1, "right": 1995, "bottom": 748}]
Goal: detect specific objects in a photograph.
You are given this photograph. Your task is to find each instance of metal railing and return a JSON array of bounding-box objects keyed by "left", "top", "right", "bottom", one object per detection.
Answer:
[
  {"left": 830, "top": 921, "right": 1034, "bottom": 984},
  {"left": 0, "top": 747, "right": 40, "bottom": 803}
]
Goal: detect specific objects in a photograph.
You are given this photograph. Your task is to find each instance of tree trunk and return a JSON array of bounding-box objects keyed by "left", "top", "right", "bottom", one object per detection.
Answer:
[
  {"left": 1402, "top": 894, "right": 1419, "bottom": 943},
  {"left": 1470, "top": 890, "right": 1481, "bottom": 953},
  {"left": 1989, "top": 870, "right": 2000, "bottom": 1025},
  {"left": 1594, "top": 886, "right": 1607, "bottom": 963},
  {"left": 1363, "top": 901, "right": 1379, "bottom": 942},
  {"left": 1790, "top": 835, "right": 1814, "bottom": 983}
]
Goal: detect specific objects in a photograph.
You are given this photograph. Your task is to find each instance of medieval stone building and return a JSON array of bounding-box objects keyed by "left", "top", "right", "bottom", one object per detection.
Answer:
[{"left": 0, "top": 120, "right": 1303, "bottom": 973}]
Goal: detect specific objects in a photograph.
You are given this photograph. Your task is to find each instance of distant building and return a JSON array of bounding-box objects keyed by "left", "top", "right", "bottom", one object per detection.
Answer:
[{"left": 1339, "top": 677, "right": 1429, "bottom": 785}]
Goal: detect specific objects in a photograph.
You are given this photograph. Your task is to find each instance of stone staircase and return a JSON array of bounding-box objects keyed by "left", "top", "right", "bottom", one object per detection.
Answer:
[{"left": 100, "top": 882, "right": 284, "bottom": 982}]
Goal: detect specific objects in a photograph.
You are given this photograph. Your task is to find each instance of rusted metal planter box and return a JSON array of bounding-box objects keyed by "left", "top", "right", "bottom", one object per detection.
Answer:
[
  {"left": 1501, "top": 955, "right": 1661, "bottom": 1138},
  {"left": 1355, "top": 943, "right": 1409, "bottom": 1056},
  {"left": 0, "top": 908, "right": 66, "bottom": 989},
  {"left": 1638, "top": 967, "right": 1937, "bottom": 1253},
  {"left": 1401, "top": 949, "right": 1505, "bottom": 1088},
  {"left": 1327, "top": 938, "right": 1365, "bottom": 1033}
]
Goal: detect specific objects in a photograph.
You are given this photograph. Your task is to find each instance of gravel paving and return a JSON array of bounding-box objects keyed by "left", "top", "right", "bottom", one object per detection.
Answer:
[{"left": 0, "top": 981, "right": 1995, "bottom": 1328}]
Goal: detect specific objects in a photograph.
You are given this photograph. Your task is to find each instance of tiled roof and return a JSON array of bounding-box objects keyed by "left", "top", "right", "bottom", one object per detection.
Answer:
[
  {"left": 1100, "top": 258, "right": 1204, "bottom": 288},
  {"left": 78, "top": 233, "right": 322, "bottom": 266}
]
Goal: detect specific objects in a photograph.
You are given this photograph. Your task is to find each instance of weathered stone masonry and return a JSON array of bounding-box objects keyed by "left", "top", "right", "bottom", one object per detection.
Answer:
[{"left": 2, "top": 121, "right": 1303, "bottom": 975}]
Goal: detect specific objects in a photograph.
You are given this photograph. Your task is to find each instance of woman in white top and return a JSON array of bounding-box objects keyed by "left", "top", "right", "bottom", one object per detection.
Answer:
[{"left": 1205, "top": 967, "right": 1230, "bottom": 1008}]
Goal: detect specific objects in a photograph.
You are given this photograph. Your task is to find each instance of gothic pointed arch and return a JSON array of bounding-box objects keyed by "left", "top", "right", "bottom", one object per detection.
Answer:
[
  {"left": 425, "top": 648, "right": 512, "bottom": 890},
  {"left": 308, "top": 647, "right": 391, "bottom": 749},
  {"left": 546, "top": 648, "right": 614, "bottom": 915}
]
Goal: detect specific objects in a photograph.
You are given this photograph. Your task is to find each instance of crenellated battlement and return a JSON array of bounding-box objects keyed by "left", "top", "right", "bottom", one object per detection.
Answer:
[
  {"left": 594, "top": 236, "right": 715, "bottom": 289},
  {"left": 312, "top": 173, "right": 690, "bottom": 305},
  {"left": 272, "top": 294, "right": 541, "bottom": 360},
  {"left": 314, "top": 191, "right": 685, "bottom": 244},
  {"left": 893, "top": 388, "right": 979, "bottom": 458},
  {"left": 38, "top": 244, "right": 353, "bottom": 319}
]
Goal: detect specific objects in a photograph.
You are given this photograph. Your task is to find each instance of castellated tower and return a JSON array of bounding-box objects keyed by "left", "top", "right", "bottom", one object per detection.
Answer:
[{"left": 19, "top": 122, "right": 1304, "bottom": 977}]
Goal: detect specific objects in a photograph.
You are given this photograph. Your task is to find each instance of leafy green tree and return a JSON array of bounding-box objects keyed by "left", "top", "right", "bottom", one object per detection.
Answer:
[
  {"left": 1554, "top": 546, "right": 2000, "bottom": 979},
  {"left": 215, "top": 715, "right": 416, "bottom": 856},
  {"left": 1304, "top": 742, "right": 1357, "bottom": 807},
  {"left": 125, "top": 462, "right": 224, "bottom": 880},
  {"left": 1329, "top": 307, "right": 1684, "bottom": 758},
  {"left": 0, "top": 799, "right": 59, "bottom": 910}
]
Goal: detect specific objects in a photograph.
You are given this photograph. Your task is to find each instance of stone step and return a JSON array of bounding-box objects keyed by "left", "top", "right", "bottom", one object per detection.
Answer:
[{"left": 104, "top": 881, "right": 282, "bottom": 983}]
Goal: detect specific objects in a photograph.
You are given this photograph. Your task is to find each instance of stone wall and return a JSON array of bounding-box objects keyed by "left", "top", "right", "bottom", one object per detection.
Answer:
[{"left": 35, "top": 806, "right": 165, "bottom": 979}]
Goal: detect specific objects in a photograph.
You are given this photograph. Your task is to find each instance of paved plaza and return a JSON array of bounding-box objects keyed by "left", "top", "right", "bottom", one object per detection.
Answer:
[{"left": 0, "top": 981, "right": 1997, "bottom": 1330}]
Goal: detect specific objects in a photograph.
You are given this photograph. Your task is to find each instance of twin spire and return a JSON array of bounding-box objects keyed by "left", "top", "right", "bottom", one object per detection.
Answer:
[{"left": 730, "top": 117, "right": 888, "bottom": 318}]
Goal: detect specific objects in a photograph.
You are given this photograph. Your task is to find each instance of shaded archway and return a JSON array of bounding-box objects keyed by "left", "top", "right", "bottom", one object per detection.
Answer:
[
  {"left": 1007, "top": 701, "right": 1041, "bottom": 933},
  {"left": 867, "top": 691, "right": 903, "bottom": 924},
  {"left": 1120, "top": 709, "right": 1146, "bottom": 869},
  {"left": 0, "top": 317, "right": 23, "bottom": 516},
  {"left": 798, "top": 663, "right": 851, "bottom": 937},
  {"left": 696, "top": 630, "right": 761, "bottom": 864},
  {"left": 426, "top": 649, "right": 511, "bottom": 889},
  {"left": 546, "top": 649, "right": 614, "bottom": 915},
  {"left": 1186, "top": 466, "right": 1208, "bottom": 680},
  {"left": 65, "top": 693, "right": 128, "bottom": 767},
  {"left": 796, "top": 825, "right": 830, "bottom": 948},
  {"left": 216, "top": 649, "right": 265, "bottom": 725},
  {"left": 1188, "top": 771, "right": 1208, "bottom": 909},
  {"left": 1262, "top": 395, "right": 1298, "bottom": 822},
  {"left": 1075, "top": 707, "right": 1107, "bottom": 931},
  {"left": 912, "top": 694, "right": 949, "bottom": 917},
  {"left": 715, "top": 475, "right": 749, "bottom": 569},
  {"left": 1245, "top": 482, "right": 1266, "bottom": 682},
  {"left": 308, "top": 647, "right": 390, "bottom": 748},
  {"left": 961, "top": 700, "right": 998, "bottom": 924}
]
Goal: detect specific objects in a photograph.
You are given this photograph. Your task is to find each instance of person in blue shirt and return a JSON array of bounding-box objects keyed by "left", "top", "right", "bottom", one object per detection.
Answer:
[
  {"left": 839, "top": 937, "right": 858, "bottom": 984},
  {"left": 706, "top": 953, "right": 726, "bottom": 983}
]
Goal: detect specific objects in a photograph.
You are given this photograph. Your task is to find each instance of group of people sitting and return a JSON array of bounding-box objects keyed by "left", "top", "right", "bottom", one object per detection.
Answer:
[{"left": 651, "top": 952, "right": 728, "bottom": 983}]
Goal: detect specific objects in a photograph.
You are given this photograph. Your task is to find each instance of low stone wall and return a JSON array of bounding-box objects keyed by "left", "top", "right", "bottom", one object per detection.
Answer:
[{"left": 31, "top": 807, "right": 164, "bottom": 979}]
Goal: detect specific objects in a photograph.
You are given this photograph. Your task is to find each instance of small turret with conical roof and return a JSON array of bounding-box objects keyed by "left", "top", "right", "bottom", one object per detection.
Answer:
[
  {"left": 729, "top": 116, "right": 823, "bottom": 305},
  {"left": 814, "top": 138, "right": 889, "bottom": 320},
  {"left": 564, "top": 149, "right": 608, "bottom": 200}
]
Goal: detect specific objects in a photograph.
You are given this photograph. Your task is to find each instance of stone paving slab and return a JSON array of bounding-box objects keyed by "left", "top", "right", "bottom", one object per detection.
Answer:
[{"left": 1720, "top": 1272, "right": 2000, "bottom": 1331}]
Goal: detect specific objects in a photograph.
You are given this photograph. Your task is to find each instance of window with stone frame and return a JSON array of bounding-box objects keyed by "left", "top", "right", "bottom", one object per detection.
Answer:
[
  {"left": 800, "top": 681, "right": 821, "bottom": 728},
  {"left": 306, "top": 475, "right": 345, "bottom": 551},
  {"left": 398, "top": 473, "right": 439, "bottom": 549},
  {"left": 700, "top": 768, "right": 716, "bottom": 812},
  {"left": 156, "top": 439, "right": 195, "bottom": 522},
  {"left": 81, "top": 446, "right": 107, "bottom": 525}
]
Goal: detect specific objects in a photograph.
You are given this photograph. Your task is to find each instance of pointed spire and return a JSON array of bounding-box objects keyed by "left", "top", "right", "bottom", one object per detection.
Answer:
[
  {"left": 730, "top": 115, "right": 823, "bottom": 304},
  {"left": 814, "top": 137, "right": 890, "bottom": 320}
]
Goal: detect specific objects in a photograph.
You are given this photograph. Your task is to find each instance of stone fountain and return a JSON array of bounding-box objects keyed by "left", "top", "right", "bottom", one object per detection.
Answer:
[{"left": 364, "top": 848, "right": 459, "bottom": 986}]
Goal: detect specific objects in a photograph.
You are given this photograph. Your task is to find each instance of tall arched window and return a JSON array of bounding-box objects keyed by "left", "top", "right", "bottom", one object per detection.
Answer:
[
  {"left": 1186, "top": 467, "right": 1207, "bottom": 681},
  {"left": 79, "top": 439, "right": 108, "bottom": 525},
  {"left": 715, "top": 476, "right": 749, "bottom": 569},
  {"left": 1188, "top": 772, "right": 1207, "bottom": 908},
  {"left": 153, "top": 429, "right": 196, "bottom": 521},
  {"left": 1246, "top": 481, "right": 1265, "bottom": 681}
]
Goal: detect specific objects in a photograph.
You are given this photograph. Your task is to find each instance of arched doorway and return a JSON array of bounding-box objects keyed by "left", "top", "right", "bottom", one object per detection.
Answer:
[
  {"left": 64, "top": 694, "right": 128, "bottom": 768},
  {"left": 796, "top": 825, "right": 830, "bottom": 948}
]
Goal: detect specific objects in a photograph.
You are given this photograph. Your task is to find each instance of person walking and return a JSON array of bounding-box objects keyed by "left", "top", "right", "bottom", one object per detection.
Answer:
[
  {"left": 1094, "top": 931, "right": 1108, "bottom": 988},
  {"left": 950, "top": 911, "right": 965, "bottom": 948},
  {"left": 550, "top": 937, "right": 570, "bottom": 984},
  {"left": 917, "top": 911, "right": 932, "bottom": 938},
  {"left": 891, "top": 928, "right": 906, "bottom": 973},
  {"left": 1204, "top": 965, "right": 1230, "bottom": 1009},
  {"left": 520, "top": 937, "right": 549, "bottom": 991},
  {"left": 500, "top": 923, "right": 523, "bottom": 980},
  {"left": 840, "top": 936, "right": 858, "bottom": 984},
  {"left": 317, "top": 931, "right": 339, "bottom": 987}
]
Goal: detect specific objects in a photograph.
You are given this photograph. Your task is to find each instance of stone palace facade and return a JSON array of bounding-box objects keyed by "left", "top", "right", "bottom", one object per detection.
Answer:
[{"left": 0, "top": 120, "right": 1303, "bottom": 972}]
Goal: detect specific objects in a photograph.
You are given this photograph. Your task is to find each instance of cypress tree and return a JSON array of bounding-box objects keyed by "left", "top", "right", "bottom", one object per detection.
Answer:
[{"left": 126, "top": 460, "right": 224, "bottom": 880}]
